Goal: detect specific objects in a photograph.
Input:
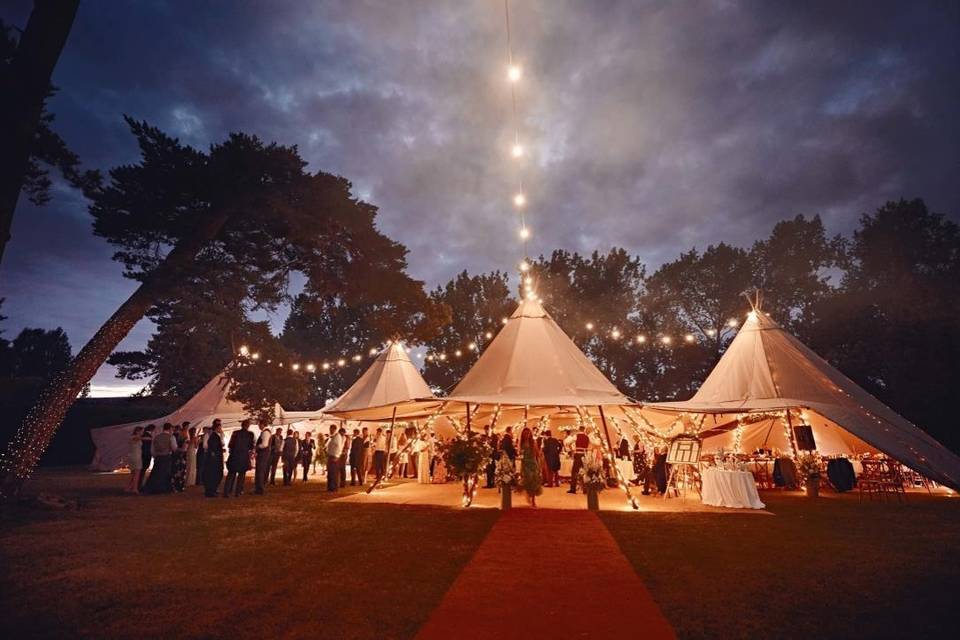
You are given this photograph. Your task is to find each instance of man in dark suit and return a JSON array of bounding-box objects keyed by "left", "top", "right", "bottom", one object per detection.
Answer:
[
  {"left": 500, "top": 426, "right": 517, "bottom": 463},
  {"left": 349, "top": 429, "right": 363, "bottom": 485},
  {"left": 223, "top": 419, "right": 255, "bottom": 497},
  {"left": 281, "top": 428, "right": 300, "bottom": 486},
  {"left": 203, "top": 420, "right": 225, "bottom": 497},
  {"left": 542, "top": 430, "right": 562, "bottom": 487}
]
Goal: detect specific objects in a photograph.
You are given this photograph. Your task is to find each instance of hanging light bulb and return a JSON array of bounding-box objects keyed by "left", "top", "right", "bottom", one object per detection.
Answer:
[
  {"left": 337, "top": 358, "right": 346, "bottom": 367},
  {"left": 322, "top": 362, "right": 330, "bottom": 370},
  {"left": 292, "top": 363, "right": 300, "bottom": 371},
  {"left": 507, "top": 64, "right": 522, "bottom": 82},
  {"left": 352, "top": 354, "right": 362, "bottom": 361},
  {"left": 611, "top": 328, "right": 621, "bottom": 340},
  {"left": 439, "top": 353, "right": 447, "bottom": 361},
  {"left": 519, "top": 260, "right": 530, "bottom": 272},
  {"left": 685, "top": 334, "right": 695, "bottom": 343},
  {"left": 250, "top": 353, "right": 260, "bottom": 360},
  {"left": 636, "top": 335, "right": 646, "bottom": 344},
  {"left": 501, "top": 317, "right": 509, "bottom": 325},
  {"left": 585, "top": 322, "right": 594, "bottom": 331},
  {"left": 306, "top": 363, "right": 316, "bottom": 372},
  {"left": 519, "top": 226, "right": 530, "bottom": 240},
  {"left": 513, "top": 193, "right": 526, "bottom": 207},
  {"left": 661, "top": 336, "right": 672, "bottom": 345},
  {"left": 455, "top": 349, "right": 462, "bottom": 357},
  {"left": 727, "top": 319, "right": 738, "bottom": 328},
  {"left": 706, "top": 329, "right": 717, "bottom": 337},
  {"left": 426, "top": 354, "right": 434, "bottom": 361},
  {"left": 238, "top": 345, "right": 249, "bottom": 356},
  {"left": 511, "top": 143, "right": 524, "bottom": 158},
  {"left": 485, "top": 331, "right": 493, "bottom": 339},
  {"left": 369, "top": 347, "right": 377, "bottom": 356}
]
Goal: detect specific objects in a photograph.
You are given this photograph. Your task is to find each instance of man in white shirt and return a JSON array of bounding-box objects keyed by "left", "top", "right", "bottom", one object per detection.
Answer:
[
  {"left": 254, "top": 420, "right": 272, "bottom": 495},
  {"left": 325, "top": 424, "right": 344, "bottom": 492}
]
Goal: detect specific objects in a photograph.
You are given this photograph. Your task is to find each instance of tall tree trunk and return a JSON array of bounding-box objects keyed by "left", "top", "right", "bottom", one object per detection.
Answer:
[
  {"left": 0, "top": 210, "right": 230, "bottom": 498},
  {"left": 0, "top": 0, "right": 79, "bottom": 270}
]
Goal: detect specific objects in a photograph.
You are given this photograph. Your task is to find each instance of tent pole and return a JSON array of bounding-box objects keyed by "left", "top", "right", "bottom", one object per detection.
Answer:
[
  {"left": 466, "top": 403, "right": 472, "bottom": 433},
  {"left": 785, "top": 409, "right": 799, "bottom": 460},
  {"left": 598, "top": 405, "right": 639, "bottom": 511}
]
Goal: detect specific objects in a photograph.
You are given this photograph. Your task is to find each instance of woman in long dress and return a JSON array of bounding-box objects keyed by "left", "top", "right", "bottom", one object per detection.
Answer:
[
  {"left": 126, "top": 426, "right": 144, "bottom": 494},
  {"left": 519, "top": 427, "right": 544, "bottom": 507},
  {"left": 185, "top": 426, "right": 198, "bottom": 486},
  {"left": 417, "top": 435, "right": 432, "bottom": 483}
]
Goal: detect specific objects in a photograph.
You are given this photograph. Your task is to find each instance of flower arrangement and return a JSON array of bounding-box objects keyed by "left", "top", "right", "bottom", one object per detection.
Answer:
[
  {"left": 579, "top": 457, "right": 605, "bottom": 491},
  {"left": 494, "top": 455, "right": 516, "bottom": 488},
  {"left": 439, "top": 433, "right": 492, "bottom": 482},
  {"left": 796, "top": 452, "right": 822, "bottom": 478}
]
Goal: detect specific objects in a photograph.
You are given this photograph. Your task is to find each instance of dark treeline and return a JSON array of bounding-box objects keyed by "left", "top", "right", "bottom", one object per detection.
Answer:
[{"left": 422, "top": 200, "right": 960, "bottom": 454}]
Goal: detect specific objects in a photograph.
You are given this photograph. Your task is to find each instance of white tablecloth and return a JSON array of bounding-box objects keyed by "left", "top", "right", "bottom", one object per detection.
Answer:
[{"left": 701, "top": 468, "right": 765, "bottom": 509}]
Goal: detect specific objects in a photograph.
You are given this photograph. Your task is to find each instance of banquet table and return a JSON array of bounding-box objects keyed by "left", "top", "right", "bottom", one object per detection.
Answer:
[{"left": 701, "top": 467, "right": 766, "bottom": 509}]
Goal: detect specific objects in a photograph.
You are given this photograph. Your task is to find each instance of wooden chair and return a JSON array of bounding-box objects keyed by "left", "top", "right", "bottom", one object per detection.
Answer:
[
  {"left": 751, "top": 459, "right": 774, "bottom": 490},
  {"left": 859, "top": 459, "right": 905, "bottom": 502}
]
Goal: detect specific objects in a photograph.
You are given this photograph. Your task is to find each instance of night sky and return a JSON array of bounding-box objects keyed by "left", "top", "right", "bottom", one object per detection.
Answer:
[{"left": 1, "top": 0, "right": 958, "bottom": 395}]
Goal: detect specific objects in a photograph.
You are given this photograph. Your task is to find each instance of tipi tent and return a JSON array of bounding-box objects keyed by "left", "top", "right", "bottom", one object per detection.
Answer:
[
  {"left": 89, "top": 371, "right": 316, "bottom": 471},
  {"left": 325, "top": 341, "right": 435, "bottom": 417},
  {"left": 642, "top": 309, "right": 960, "bottom": 490},
  {"left": 330, "top": 298, "right": 642, "bottom": 506}
]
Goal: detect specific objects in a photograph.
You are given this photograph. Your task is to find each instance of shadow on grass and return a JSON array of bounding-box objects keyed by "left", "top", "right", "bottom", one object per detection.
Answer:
[
  {"left": 601, "top": 491, "right": 960, "bottom": 640},
  {"left": 1, "top": 469, "right": 500, "bottom": 640}
]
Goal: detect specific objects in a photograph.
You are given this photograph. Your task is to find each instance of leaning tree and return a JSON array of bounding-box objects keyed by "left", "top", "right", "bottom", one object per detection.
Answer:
[{"left": 0, "top": 117, "right": 436, "bottom": 497}]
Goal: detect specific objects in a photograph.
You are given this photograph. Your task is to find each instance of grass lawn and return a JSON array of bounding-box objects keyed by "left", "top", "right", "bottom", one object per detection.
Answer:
[
  {"left": 0, "top": 469, "right": 498, "bottom": 640},
  {"left": 602, "top": 491, "right": 960, "bottom": 639},
  {"left": 4, "top": 472, "right": 959, "bottom": 639}
]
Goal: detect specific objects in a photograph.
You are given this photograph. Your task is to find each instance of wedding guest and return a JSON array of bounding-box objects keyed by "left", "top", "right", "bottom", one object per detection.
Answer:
[
  {"left": 338, "top": 427, "right": 350, "bottom": 486},
  {"left": 482, "top": 429, "right": 499, "bottom": 488},
  {"left": 169, "top": 423, "right": 189, "bottom": 492},
  {"left": 359, "top": 427, "right": 372, "bottom": 484},
  {"left": 653, "top": 446, "right": 668, "bottom": 495},
  {"left": 387, "top": 428, "right": 397, "bottom": 477},
  {"left": 501, "top": 426, "right": 517, "bottom": 463},
  {"left": 326, "top": 424, "right": 344, "bottom": 492},
  {"left": 203, "top": 421, "right": 225, "bottom": 497},
  {"left": 223, "top": 419, "right": 255, "bottom": 497},
  {"left": 143, "top": 423, "right": 176, "bottom": 494},
  {"left": 397, "top": 431, "right": 409, "bottom": 478},
  {"left": 195, "top": 426, "right": 209, "bottom": 486},
  {"left": 126, "top": 426, "right": 144, "bottom": 494},
  {"left": 254, "top": 420, "right": 273, "bottom": 494},
  {"left": 567, "top": 426, "right": 590, "bottom": 494},
  {"left": 300, "top": 431, "right": 315, "bottom": 481},
  {"left": 519, "top": 427, "right": 544, "bottom": 507},
  {"left": 417, "top": 433, "right": 433, "bottom": 483},
  {"left": 185, "top": 426, "right": 199, "bottom": 486},
  {"left": 542, "top": 430, "right": 562, "bottom": 488},
  {"left": 269, "top": 426, "right": 284, "bottom": 485},
  {"left": 618, "top": 436, "right": 631, "bottom": 460},
  {"left": 407, "top": 427, "right": 419, "bottom": 480},
  {"left": 631, "top": 436, "right": 651, "bottom": 495},
  {"left": 349, "top": 429, "right": 363, "bottom": 485},
  {"left": 139, "top": 424, "right": 155, "bottom": 492},
  {"left": 282, "top": 428, "right": 300, "bottom": 486},
  {"left": 373, "top": 427, "right": 387, "bottom": 482}
]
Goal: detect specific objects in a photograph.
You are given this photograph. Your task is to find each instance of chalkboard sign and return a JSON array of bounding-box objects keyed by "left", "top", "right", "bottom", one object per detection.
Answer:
[{"left": 667, "top": 436, "right": 701, "bottom": 465}]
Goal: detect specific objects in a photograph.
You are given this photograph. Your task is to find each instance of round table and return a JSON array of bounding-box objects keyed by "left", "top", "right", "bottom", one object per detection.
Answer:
[{"left": 701, "top": 467, "right": 766, "bottom": 509}]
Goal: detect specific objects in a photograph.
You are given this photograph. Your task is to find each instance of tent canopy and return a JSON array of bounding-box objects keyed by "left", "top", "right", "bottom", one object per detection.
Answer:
[
  {"left": 89, "top": 371, "right": 320, "bottom": 471},
  {"left": 643, "top": 310, "right": 960, "bottom": 489}
]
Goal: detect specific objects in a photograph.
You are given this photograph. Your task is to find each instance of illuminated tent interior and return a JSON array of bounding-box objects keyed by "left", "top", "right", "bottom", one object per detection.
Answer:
[
  {"left": 328, "top": 297, "right": 644, "bottom": 506},
  {"left": 639, "top": 309, "right": 960, "bottom": 490}
]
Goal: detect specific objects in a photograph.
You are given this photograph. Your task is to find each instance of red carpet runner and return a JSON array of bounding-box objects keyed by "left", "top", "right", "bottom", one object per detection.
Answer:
[{"left": 415, "top": 509, "right": 676, "bottom": 639}]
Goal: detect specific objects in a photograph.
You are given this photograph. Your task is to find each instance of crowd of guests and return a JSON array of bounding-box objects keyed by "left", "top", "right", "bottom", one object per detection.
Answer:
[{"left": 126, "top": 418, "right": 670, "bottom": 500}]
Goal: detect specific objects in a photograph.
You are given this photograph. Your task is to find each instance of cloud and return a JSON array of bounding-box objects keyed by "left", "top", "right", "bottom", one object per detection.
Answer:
[{"left": 1, "top": 0, "right": 957, "bottom": 389}]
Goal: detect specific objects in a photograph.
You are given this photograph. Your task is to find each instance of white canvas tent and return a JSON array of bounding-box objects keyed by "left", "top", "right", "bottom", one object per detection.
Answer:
[
  {"left": 89, "top": 371, "right": 322, "bottom": 471},
  {"left": 330, "top": 298, "right": 642, "bottom": 506},
  {"left": 641, "top": 309, "right": 960, "bottom": 490},
  {"left": 324, "top": 341, "right": 435, "bottom": 415}
]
